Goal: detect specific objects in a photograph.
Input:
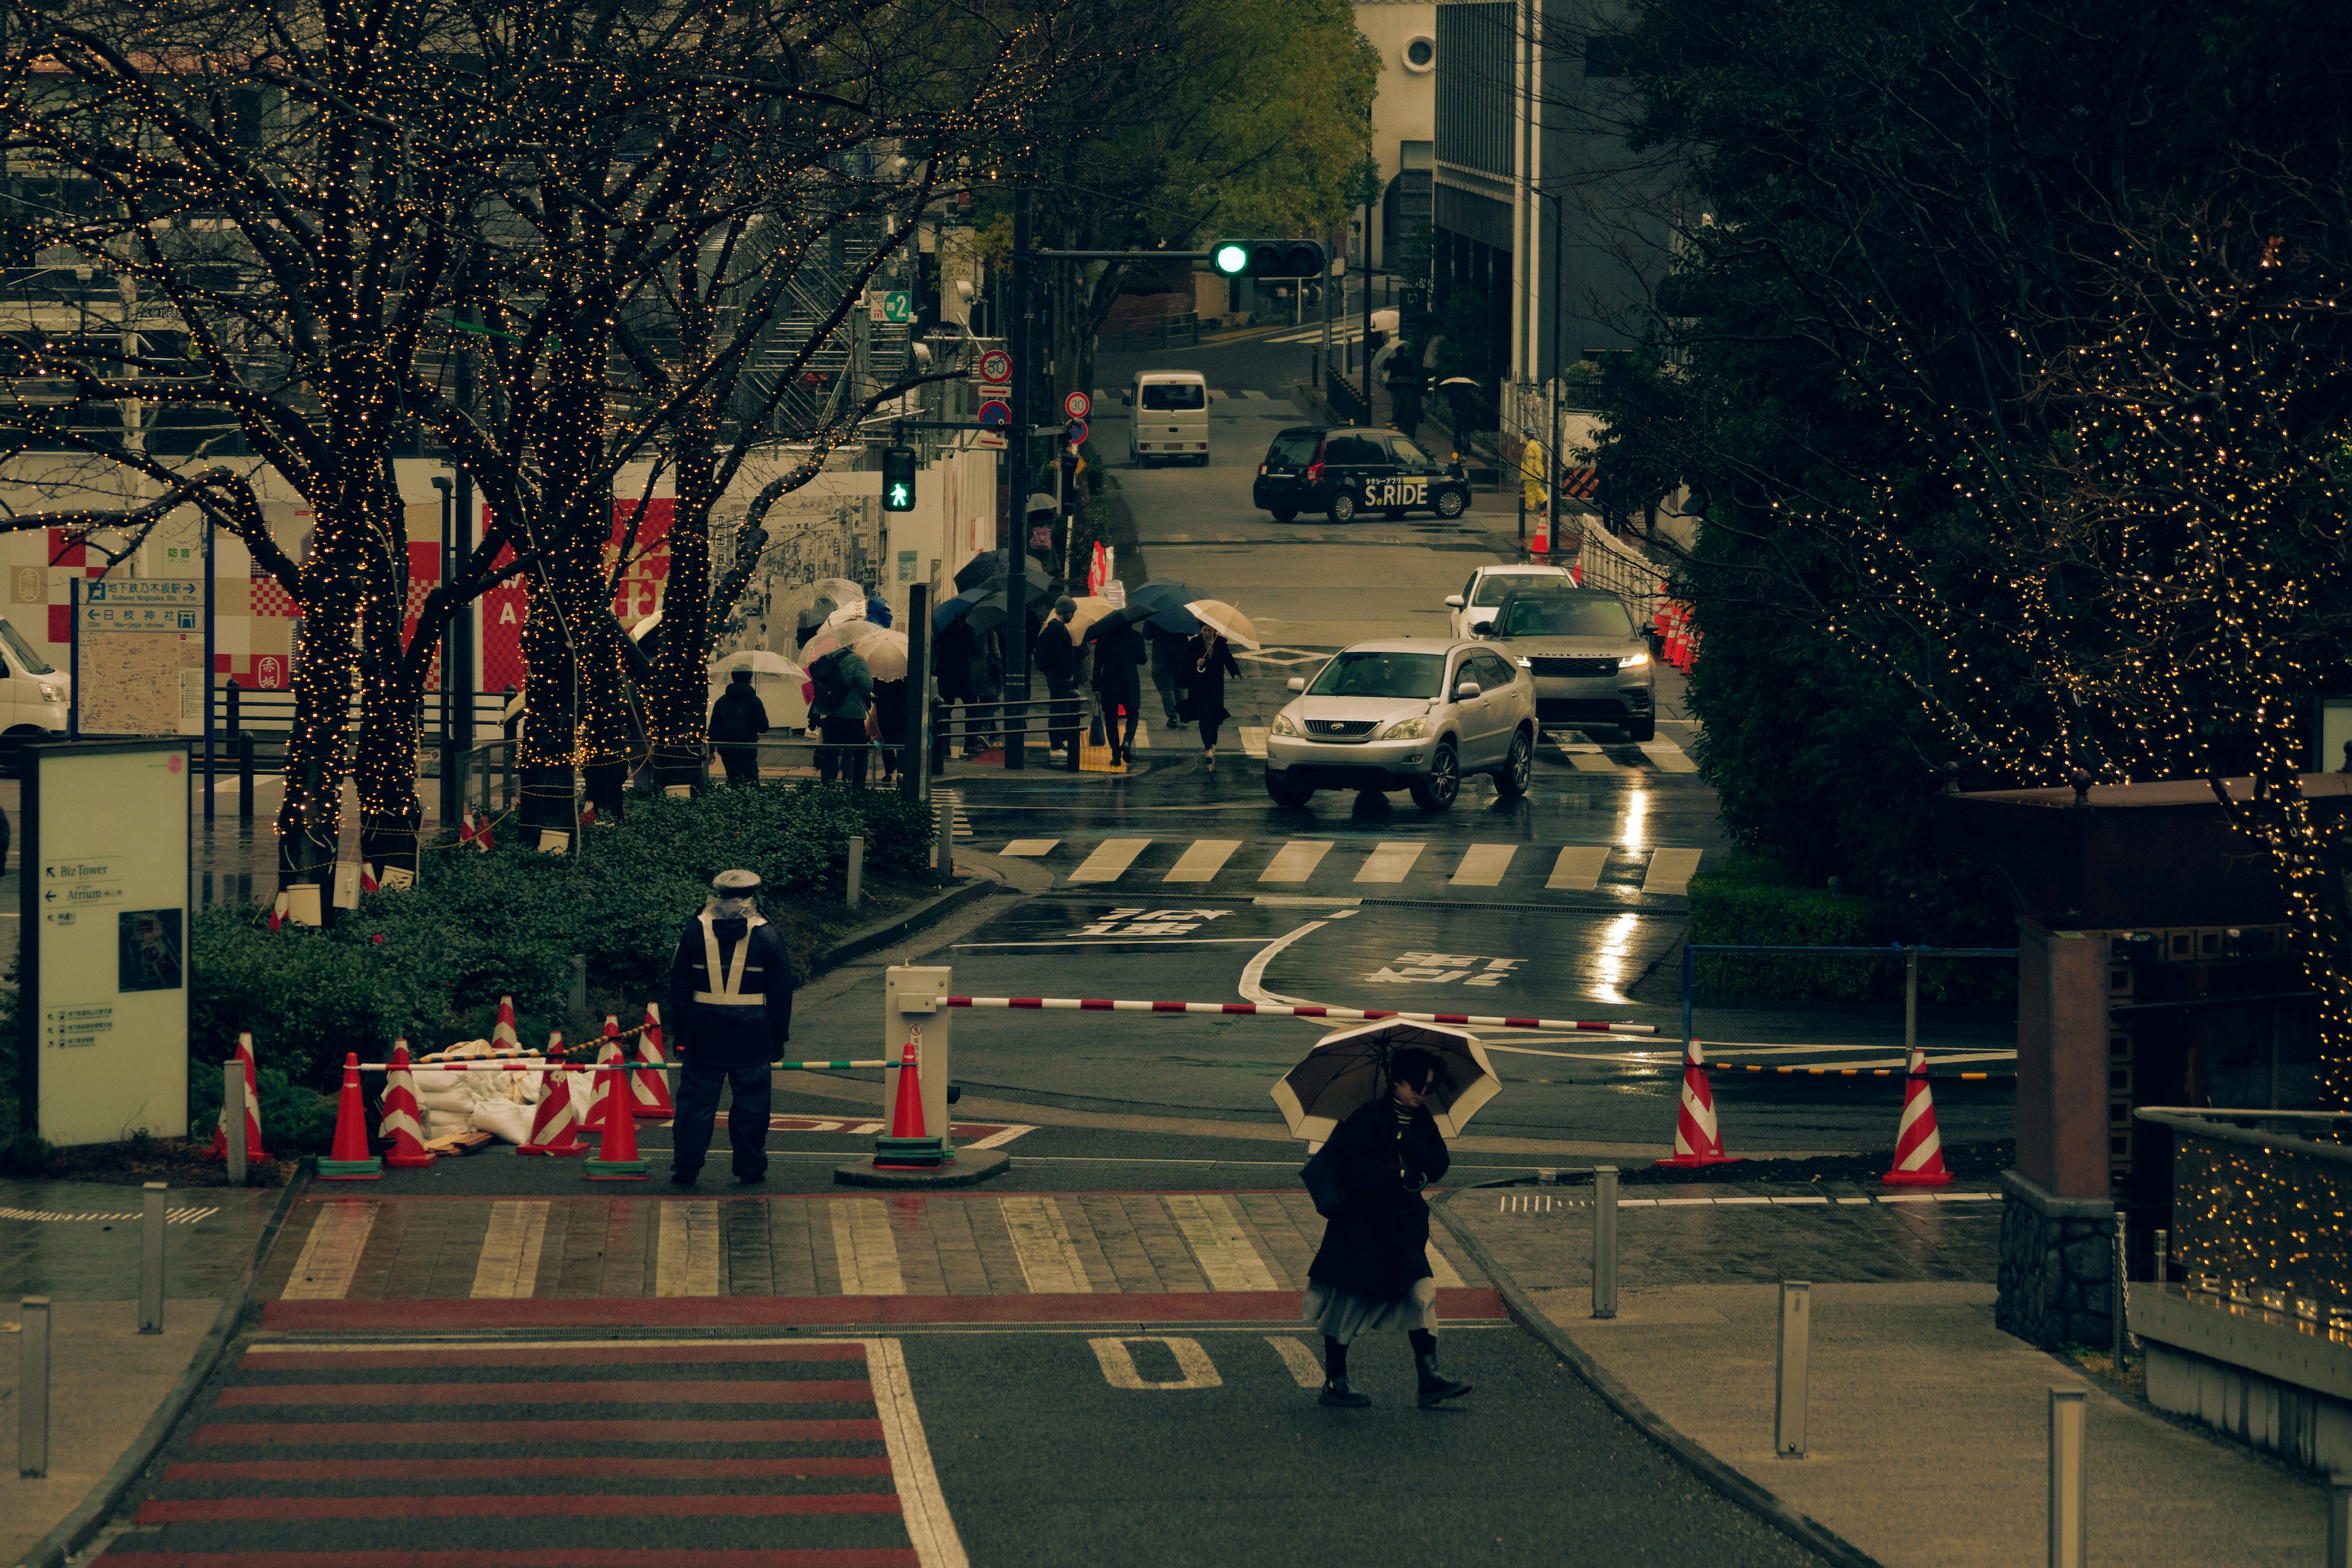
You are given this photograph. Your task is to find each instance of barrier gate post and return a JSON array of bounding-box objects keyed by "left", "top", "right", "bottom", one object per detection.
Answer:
[{"left": 835, "top": 965, "right": 1010, "bottom": 1188}]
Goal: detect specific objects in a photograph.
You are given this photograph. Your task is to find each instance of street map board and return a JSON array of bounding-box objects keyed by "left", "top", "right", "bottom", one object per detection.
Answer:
[
  {"left": 20, "top": 739, "right": 191, "bottom": 1145},
  {"left": 78, "top": 578, "right": 204, "bottom": 735}
]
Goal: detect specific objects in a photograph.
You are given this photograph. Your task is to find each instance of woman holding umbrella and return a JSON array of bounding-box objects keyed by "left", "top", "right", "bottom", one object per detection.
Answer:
[
  {"left": 1294, "top": 1042, "right": 1477, "bottom": 1409},
  {"left": 1188, "top": 624, "right": 1240, "bottom": 769},
  {"left": 1087, "top": 610, "right": 1148, "bottom": 767}
]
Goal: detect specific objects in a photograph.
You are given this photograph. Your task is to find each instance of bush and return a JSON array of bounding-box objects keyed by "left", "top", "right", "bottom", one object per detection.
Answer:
[{"left": 1686, "top": 851, "right": 2013, "bottom": 1006}]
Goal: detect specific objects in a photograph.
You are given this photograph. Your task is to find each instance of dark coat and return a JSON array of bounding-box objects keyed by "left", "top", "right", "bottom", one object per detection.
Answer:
[
  {"left": 708, "top": 683, "right": 770, "bottom": 745},
  {"left": 1033, "top": 619, "right": 1078, "bottom": 682},
  {"left": 932, "top": 619, "right": 977, "bottom": 703},
  {"left": 1188, "top": 636, "right": 1240, "bottom": 730},
  {"left": 667, "top": 914, "right": 795, "bottom": 1066},
  {"left": 1306, "top": 1096, "right": 1450, "bottom": 1303},
  {"left": 1090, "top": 619, "right": 1146, "bottom": 710}
]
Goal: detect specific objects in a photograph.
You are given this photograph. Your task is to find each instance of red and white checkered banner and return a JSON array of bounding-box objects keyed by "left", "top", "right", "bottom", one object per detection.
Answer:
[{"left": 937, "top": 997, "right": 1656, "bottom": 1034}]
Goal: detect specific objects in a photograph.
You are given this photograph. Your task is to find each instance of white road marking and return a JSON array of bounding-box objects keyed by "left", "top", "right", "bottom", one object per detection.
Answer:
[
  {"left": 1258, "top": 840, "right": 1334, "bottom": 882},
  {"left": 1238, "top": 726, "right": 1269, "bottom": 757},
  {"left": 654, "top": 1200, "right": 722, "bottom": 1297},
  {"left": 829, "top": 1197, "right": 907, "bottom": 1295},
  {"left": 1163, "top": 1194, "right": 1280, "bottom": 1291},
  {"left": 1450, "top": 845, "right": 1515, "bottom": 886},
  {"left": 1562, "top": 744, "right": 1635, "bottom": 773},
  {"left": 997, "top": 1196, "right": 1093, "bottom": 1293},
  {"left": 963, "top": 1124, "right": 1036, "bottom": 1150},
  {"left": 1547, "top": 846, "right": 1611, "bottom": 890},
  {"left": 867, "top": 1338, "right": 971, "bottom": 1568},
  {"left": 999, "top": 839, "right": 1059, "bottom": 856},
  {"left": 1639, "top": 741, "right": 1698, "bottom": 773},
  {"left": 1241, "top": 388, "right": 1270, "bottom": 399},
  {"left": 282, "top": 1202, "right": 377, "bottom": 1301},
  {"left": 1090, "top": 1336, "right": 1223, "bottom": 1390},
  {"left": 1426, "top": 1241, "right": 1467, "bottom": 1287},
  {"left": 1265, "top": 1336, "right": 1324, "bottom": 1388},
  {"left": 469, "top": 1200, "right": 549, "bottom": 1299},
  {"left": 1069, "top": 837, "right": 1152, "bottom": 882},
  {"left": 1354, "top": 842, "right": 1425, "bottom": 883},
  {"left": 1642, "top": 848, "right": 1704, "bottom": 895},
  {"left": 1164, "top": 840, "right": 1242, "bottom": 882}
]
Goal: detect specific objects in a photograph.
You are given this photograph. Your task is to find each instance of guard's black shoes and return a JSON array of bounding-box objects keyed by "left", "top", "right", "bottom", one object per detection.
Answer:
[
  {"left": 1318, "top": 1379, "right": 1371, "bottom": 1408},
  {"left": 735, "top": 1170, "right": 767, "bottom": 1185},
  {"left": 1415, "top": 1354, "right": 1472, "bottom": 1407},
  {"left": 668, "top": 1170, "right": 698, "bottom": 1186}
]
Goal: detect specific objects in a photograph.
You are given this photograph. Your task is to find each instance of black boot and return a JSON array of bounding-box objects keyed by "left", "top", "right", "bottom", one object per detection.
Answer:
[
  {"left": 1321, "top": 1378, "right": 1371, "bottom": 1407},
  {"left": 1319, "top": 1335, "right": 1370, "bottom": 1406},
  {"left": 1415, "top": 1351, "right": 1472, "bottom": 1408}
]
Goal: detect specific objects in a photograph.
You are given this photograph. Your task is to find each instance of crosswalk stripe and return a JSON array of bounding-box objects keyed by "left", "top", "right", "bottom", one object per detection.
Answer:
[
  {"left": 1561, "top": 744, "right": 1635, "bottom": 773},
  {"left": 1426, "top": 1241, "right": 1467, "bottom": 1287},
  {"left": 1548, "top": 845, "right": 1611, "bottom": 891},
  {"left": 1266, "top": 1336, "right": 1324, "bottom": 1389},
  {"left": 469, "top": 1201, "right": 549, "bottom": 1299},
  {"left": 1000, "top": 839, "right": 1059, "bottom": 856},
  {"left": 1238, "top": 725, "right": 1269, "bottom": 758},
  {"left": 654, "top": 1201, "right": 722, "bottom": 1297},
  {"left": 1070, "top": 837, "right": 1152, "bottom": 881},
  {"left": 1642, "top": 848, "right": 1705, "bottom": 896},
  {"left": 1258, "top": 840, "right": 1333, "bottom": 882},
  {"left": 997, "top": 1197, "right": 1093, "bottom": 1293},
  {"left": 1162, "top": 1194, "right": 1280, "bottom": 1291},
  {"left": 1163, "top": 840, "right": 1242, "bottom": 882},
  {"left": 1241, "top": 388, "right": 1269, "bottom": 399},
  {"left": 1640, "top": 741, "right": 1699, "bottom": 773},
  {"left": 1450, "top": 845, "right": 1515, "bottom": 886},
  {"left": 829, "top": 1199, "right": 907, "bottom": 1296},
  {"left": 282, "top": 1202, "right": 377, "bottom": 1301},
  {"left": 1209, "top": 388, "right": 1231, "bottom": 399},
  {"left": 1354, "top": 842, "right": 1425, "bottom": 883}
]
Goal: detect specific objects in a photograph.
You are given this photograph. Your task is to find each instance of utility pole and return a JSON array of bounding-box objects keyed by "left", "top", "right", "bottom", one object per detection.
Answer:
[
  {"left": 1547, "top": 189, "right": 1564, "bottom": 563},
  {"left": 1360, "top": 198, "right": 1374, "bottom": 407},
  {"left": 1003, "top": 181, "right": 1031, "bottom": 771}
]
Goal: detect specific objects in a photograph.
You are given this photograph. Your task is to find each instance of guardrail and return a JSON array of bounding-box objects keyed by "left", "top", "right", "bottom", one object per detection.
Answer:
[
  {"left": 1680, "top": 943, "right": 2020, "bottom": 1065},
  {"left": 930, "top": 696, "right": 1086, "bottom": 774},
  {"left": 2133, "top": 1105, "right": 2352, "bottom": 1320}
]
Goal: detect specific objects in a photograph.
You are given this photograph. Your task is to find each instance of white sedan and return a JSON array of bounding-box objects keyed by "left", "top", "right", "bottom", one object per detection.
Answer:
[{"left": 1444, "top": 564, "right": 1577, "bottom": 638}]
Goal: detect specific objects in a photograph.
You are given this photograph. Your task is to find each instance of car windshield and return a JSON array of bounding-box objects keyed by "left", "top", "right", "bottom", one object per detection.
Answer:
[
  {"left": 1497, "top": 596, "right": 1636, "bottom": 638},
  {"left": 1390, "top": 436, "right": 1434, "bottom": 464},
  {"left": 0, "top": 617, "right": 52, "bottom": 674},
  {"left": 1471, "top": 573, "right": 1571, "bottom": 606},
  {"left": 1140, "top": 381, "right": 1206, "bottom": 411},
  {"left": 1306, "top": 650, "right": 1444, "bottom": 699},
  {"left": 1268, "top": 430, "right": 1319, "bottom": 466}
]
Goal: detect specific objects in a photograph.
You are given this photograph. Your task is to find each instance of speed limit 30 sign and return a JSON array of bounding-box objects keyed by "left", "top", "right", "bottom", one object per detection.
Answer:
[{"left": 1063, "top": 390, "right": 1091, "bottom": 420}]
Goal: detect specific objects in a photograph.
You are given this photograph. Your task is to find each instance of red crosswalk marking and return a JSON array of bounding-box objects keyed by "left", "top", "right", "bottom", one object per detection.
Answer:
[
  {"left": 165, "top": 1457, "right": 896, "bottom": 1483},
  {"left": 138, "top": 1495, "right": 904, "bottom": 1522},
  {"left": 216, "top": 1379, "right": 873, "bottom": 1407},
  {"left": 192, "top": 1418, "right": 883, "bottom": 1445}
]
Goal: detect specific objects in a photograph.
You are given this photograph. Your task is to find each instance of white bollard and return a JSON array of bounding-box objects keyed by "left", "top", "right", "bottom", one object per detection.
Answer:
[
  {"left": 2049, "top": 1387, "right": 2087, "bottom": 1568},
  {"left": 223, "top": 1061, "right": 247, "bottom": 1185},
  {"left": 935, "top": 798, "right": 954, "bottom": 883},
  {"left": 19, "top": 1295, "right": 49, "bottom": 1477},
  {"left": 1591, "top": 1167, "right": 1618, "bottom": 1319},
  {"left": 847, "top": 835, "right": 864, "bottom": 911},
  {"left": 140, "top": 1182, "right": 167, "bottom": 1334},
  {"left": 2327, "top": 1472, "right": 2350, "bottom": 1568},
  {"left": 1776, "top": 1281, "right": 1812, "bottom": 1457}
]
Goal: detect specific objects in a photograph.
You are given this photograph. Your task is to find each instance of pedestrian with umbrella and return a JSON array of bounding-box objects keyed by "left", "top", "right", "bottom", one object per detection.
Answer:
[
  {"left": 1086, "top": 609, "right": 1148, "bottom": 767},
  {"left": 806, "top": 641, "right": 873, "bottom": 785},
  {"left": 1147, "top": 624, "right": 1189, "bottom": 729},
  {"left": 1274, "top": 1019, "right": 1494, "bottom": 1408},
  {"left": 1187, "top": 624, "right": 1240, "bottom": 769},
  {"left": 1035, "top": 596, "right": 1082, "bottom": 758},
  {"left": 707, "top": 668, "right": 771, "bottom": 786}
]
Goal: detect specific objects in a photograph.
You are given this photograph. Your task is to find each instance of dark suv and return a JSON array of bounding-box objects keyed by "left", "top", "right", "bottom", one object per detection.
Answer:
[{"left": 1253, "top": 426, "right": 1473, "bottom": 524}]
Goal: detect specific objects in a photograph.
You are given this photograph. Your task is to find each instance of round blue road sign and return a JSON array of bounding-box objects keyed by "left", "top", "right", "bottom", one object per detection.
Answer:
[{"left": 978, "top": 400, "right": 1012, "bottom": 431}]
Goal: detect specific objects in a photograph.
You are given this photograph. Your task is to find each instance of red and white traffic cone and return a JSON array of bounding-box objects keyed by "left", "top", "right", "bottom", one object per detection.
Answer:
[
  {"left": 1655, "top": 1039, "right": 1740, "bottom": 1168},
  {"left": 873, "top": 1026, "right": 946, "bottom": 1169},
  {"left": 265, "top": 891, "right": 290, "bottom": 931},
  {"left": 1883, "top": 1046, "right": 1956, "bottom": 1187},
  {"left": 358, "top": 862, "right": 380, "bottom": 894},
  {"left": 518, "top": 1032, "right": 586, "bottom": 1156},
  {"left": 378, "top": 1039, "right": 435, "bottom": 1169},
  {"left": 630, "top": 1003, "right": 675, "bottom": 1119},
  {"left": 1530, "top": 510, "right": 1550, "bottom": 555},
  {"left": 209, "top": 1032, "right": 268, "bottom": 1163},
  {"left": 583, "top": 1058, "right": 649, "bottom": 1180},
  {"left": 491, "top": 995, "right": 521, "bottom": 1052},
  {"left": 317, "top": 1054, "right": 383, "bottom": 1180},
  {"left": 577, "top": 1021, "right": 625, "bottom": 1128}
]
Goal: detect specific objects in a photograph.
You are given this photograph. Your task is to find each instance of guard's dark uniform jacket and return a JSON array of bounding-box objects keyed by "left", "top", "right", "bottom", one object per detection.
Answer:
[{"left": 667, "top": 911, "right": 795, "bottom": 1065}]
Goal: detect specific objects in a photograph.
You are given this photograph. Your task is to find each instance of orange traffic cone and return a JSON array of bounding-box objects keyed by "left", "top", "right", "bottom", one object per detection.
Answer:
[
  {"left": 583, "top": 1058, "right": 649, "bottom": 1180},
  {"left": 518, "top": 1032, "right": 586, "bottom": 1156},
  {"left": 491, "top": 994, "right": 521, "bottom": 1052},
  {"left": 1530, "top": 510, "right": 1550, "bottom": 556},
  {"left": 576, "top": 1024, "right": 624, "bottom": 1127},
  {"left": 317, "top": 1053, "right": 383, "bottom": 1179},
  {"left": 630, "top": 1004, "right": 675, "bottom": 1119},
  {"left": 873, "top": 1025, "right": 946, "bottom": 1169},
  {"left": 209, "top": 1032, "right": 268, "bottom": 1163},
  {"left": 1655, "top": 1039, "right": 1740, "bottom": 1168},
  {"left": 378, "top": 1039, "right": 435, "bottom": 1169},
  {"left": 1883, "top": 1046, "right": 1956, "bottom": 1187}
]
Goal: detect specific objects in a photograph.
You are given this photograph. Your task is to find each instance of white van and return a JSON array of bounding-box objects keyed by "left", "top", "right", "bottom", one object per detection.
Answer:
[
  {"left": 1126, "top": 371, "right": 1210, "bottom": 466},
  {"left": 0, "top": 616, "right": 68, "bottom": 766}
]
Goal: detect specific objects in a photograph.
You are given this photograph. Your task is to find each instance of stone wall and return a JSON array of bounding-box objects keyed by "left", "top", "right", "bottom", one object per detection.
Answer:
[{"left": 1997, "top": 1167, "right": 2116, "bottom": 1349}]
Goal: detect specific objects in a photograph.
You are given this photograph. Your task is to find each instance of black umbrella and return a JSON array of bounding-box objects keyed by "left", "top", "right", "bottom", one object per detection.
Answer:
[
  {"left": 961, "top": 590, "right": 1010, "bottom": 635},
  {"left": 1270, "top": 1019, "right": 1501, "bottom": 1142},
  {"left": 952, "top": 554, "right": 1005, "bottom": 592},
  {"left": 1126, "top": 578, "right": 1196, "bottom": 615},
  {"left": 1080, "top": 602, "right": 1155, "bottom": 641}
]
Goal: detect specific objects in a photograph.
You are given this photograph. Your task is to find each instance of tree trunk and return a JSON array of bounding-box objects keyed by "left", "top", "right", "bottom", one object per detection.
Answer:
[
  {"left": 353, "top": 506, "right": 424, "bottom": 877},
  {"left": 650, "top": 417, "right": 718, "bottom": 786},
  {"left": 274, "top": 507, "right": 366, "bottom": 886}
]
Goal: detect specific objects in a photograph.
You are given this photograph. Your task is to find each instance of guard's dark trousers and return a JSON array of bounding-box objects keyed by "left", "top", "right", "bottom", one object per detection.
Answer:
[{"left": 671, "top": 1060, "right": 772, "bottom": 1179}]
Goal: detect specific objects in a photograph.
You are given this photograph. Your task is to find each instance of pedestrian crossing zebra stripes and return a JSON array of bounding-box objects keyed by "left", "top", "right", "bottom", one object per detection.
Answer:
[{"left": 995, "top": 837, "right": 1707, "bottom": 897}]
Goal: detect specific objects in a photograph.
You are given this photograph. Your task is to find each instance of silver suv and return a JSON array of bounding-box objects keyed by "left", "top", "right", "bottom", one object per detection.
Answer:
[
  {"left": 1478, "top": 589, "right": 1656, "bottom": 741},
  {"left": 1264, "top": 639, "right": 1537, "bottom": 810}
]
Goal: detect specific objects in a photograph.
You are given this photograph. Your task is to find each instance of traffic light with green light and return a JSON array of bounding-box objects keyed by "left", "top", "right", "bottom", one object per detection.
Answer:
[
  {"left": 881, "top": 445, "right": 916, "bottom": 512},
  {"left": 1210, "top": 239, "right": 1327, "bottom": 278}
]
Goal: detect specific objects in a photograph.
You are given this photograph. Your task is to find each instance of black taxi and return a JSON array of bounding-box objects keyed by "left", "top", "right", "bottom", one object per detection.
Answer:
[{"left": 1253, "top": 425, "right": 1474, "bottom": 524}]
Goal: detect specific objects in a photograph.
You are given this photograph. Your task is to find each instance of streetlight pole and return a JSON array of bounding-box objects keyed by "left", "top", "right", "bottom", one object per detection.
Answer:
[
  {"left": 1003, "top": 180, "right": 1031, "bottom": 771},
  {"left": 1545, "top": 186, "right": 1564, "bottom": 563},
  {"left": 1360, "top": 198, "right": 1374, "bottom": 407}
]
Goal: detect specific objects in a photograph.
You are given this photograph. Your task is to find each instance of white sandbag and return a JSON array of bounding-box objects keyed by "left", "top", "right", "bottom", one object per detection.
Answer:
[
  {"left": 413, "top": 1069, "right": 467, "bottom": 1095},
  {"left": 423, "top": 1106, "right": 472, "bottom": 1140},
  {"left": 470, "top": 1097, "right": 535, "bottom": 1144},
  {"left": 415, "top": 1088, "right": 474, "bottom": 1114}
]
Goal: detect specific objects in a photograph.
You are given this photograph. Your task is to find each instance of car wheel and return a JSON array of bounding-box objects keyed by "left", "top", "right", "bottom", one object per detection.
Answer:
[
  {"left": 1265, "top": 772, "right": 1314, "bottom": 806},
  {"left": 1409, "top": 742, "right": 1460, "bottom": 810},
  {"left": 1494, "top": 729, "right": 1532, "bottom": 797},
  {"left": 1270, "top": 508, "right": 1298, "bottom": 523},
  {"left": 1328, "top": 491, "right": 1357, "bottom": 524},
  {"left": 1434, "top": 488, "right": 1468, "bottom": 519},
  {"left": 1628, "top": 717, "right": 1657, "bottom": 744}
]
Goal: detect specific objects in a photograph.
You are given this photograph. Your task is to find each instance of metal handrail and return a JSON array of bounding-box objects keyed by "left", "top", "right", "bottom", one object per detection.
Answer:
[{"left": 2135, "top": 1107, "right": 2352, "bottom": 1165}]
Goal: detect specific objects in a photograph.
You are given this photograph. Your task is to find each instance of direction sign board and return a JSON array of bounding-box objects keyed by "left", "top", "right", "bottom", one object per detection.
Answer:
[
  {"left": 881, "top": 291, "right": 913, "bottom": 323},
  {"left": 978, "top": 348, "right": 1012, "bottom": 383},
  {"left": 978, "top": 400, "right": 1012, "bottom": 431},
  {"left": 1063, "top": 390, "right": 1091, "bottom": 420}
]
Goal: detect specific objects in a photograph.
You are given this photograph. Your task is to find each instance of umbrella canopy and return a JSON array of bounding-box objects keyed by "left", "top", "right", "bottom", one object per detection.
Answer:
[
  {"left": 707, "top": 649, "right": 802, "bottom": 679},
  {"left": 1185, "top": 600, "right": 1260, "bottom": 650},
  {"left": 804, "top": 619, "right": 909, "bottom": 681},
  {"left": 961, "top": 590, "right": 1010, "bottom": 635},
  {"left": 1061, "top": 596, "right": 1121, "bottom": 641},
  {"left": 952, "top": 553, "right": 1005, "bottom": 592},
  {"left": 1125, "top": 578, "right": 1196, "bottom": 616},
  {"left": 1269, "top": 1019, "right": 1501, "bottom": 1142},
  {"left": 1080, "top": 601, "right": 1157, "bottom": 641},
  {"left": 821, "top": 602, "right": 869, "bottom": 631},
  {"left": 1025, "top": 491, "right": 1058, "bottom": 516}
]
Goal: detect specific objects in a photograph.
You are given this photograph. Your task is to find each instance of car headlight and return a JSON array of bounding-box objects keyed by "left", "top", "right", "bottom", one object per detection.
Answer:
[
  {"left": 1513, "top": 656, "right": 1532, "bottom": 668},
  {"left": 1270, "top": 712, "right": 1300, "bottom": 737},
  {"left": 38, "top": 682, "right": 62, "bottom": 703},
  {"left": 1376, "top": 715, "right": 1426, "bottom": 741},
  {"left": 1619, "top": 652, "right": 1649, "bottom": 669}
]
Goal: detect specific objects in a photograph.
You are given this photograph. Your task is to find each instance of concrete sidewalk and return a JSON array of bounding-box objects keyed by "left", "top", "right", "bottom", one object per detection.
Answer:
[{"left": 1449, "top": 1186, "right": 2327, "bottom": 1567}]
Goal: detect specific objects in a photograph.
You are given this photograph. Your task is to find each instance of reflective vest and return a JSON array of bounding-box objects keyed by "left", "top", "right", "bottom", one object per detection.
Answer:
[{"left": 694, "top": 913, "right": 771, "bottom": 1009}]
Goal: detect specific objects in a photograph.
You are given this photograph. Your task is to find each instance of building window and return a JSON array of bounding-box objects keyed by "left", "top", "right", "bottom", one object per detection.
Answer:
[
  {"left": 1436, "top": 2, "right": 1515, "bottom": 178},
  {"left": 1404, "top": 35, "right": 1434, "bottom": 73}
]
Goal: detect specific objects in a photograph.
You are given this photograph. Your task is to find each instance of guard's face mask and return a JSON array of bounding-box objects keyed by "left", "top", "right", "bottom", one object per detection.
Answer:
[{"left": 706, "top": 895, "right": 758, "bottom": 921}]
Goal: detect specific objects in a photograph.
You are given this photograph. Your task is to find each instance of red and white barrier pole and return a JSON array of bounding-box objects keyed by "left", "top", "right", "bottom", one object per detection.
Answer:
[{"left": 936, "top": 997, "right": 1657, "bottom": 1034}]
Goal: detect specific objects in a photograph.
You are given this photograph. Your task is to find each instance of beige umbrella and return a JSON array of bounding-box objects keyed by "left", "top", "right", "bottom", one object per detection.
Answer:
[
  {"left": 1269, "top": 1018, "right": 1501, "bottom": 1142},
  {"left": 1184, "top": 599, "right": 1261, "bottom": 649},
  {"left": 801, "top": 619, "right": 909, "bottom": 681},
  {"left": 1061, "top": 596, "right": 1121, "bottom": 641}
]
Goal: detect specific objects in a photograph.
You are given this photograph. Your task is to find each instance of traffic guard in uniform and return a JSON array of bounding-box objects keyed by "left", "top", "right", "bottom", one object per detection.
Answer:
[{"left": 667, "top": 869, "right": 795, "bottom": 1185}]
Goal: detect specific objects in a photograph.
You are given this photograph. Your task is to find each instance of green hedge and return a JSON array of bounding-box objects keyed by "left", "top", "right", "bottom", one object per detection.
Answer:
[{"left": 1686, "top": 852, "right": 2013, "bottom": 1006}]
